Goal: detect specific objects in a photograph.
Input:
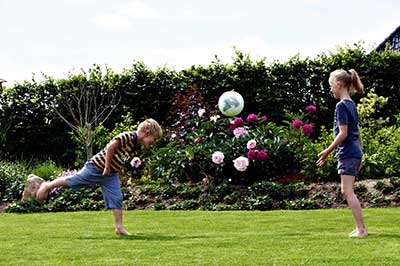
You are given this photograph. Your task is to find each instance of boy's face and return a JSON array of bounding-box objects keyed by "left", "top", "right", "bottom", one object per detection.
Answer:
[{"left": 142, "top": 133, "right": 158, "bottom": 148}]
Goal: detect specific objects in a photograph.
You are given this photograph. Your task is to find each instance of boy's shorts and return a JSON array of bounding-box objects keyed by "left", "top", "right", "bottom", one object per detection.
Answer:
[
  {"left": 66, "top": 161, "right": 123, "bottom": 209},
  {"left": 337, "top": 158, "right": 361, "bottom": 177}
]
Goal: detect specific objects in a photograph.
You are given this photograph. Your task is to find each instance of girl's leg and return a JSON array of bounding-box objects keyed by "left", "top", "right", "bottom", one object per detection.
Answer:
[{"left": 341, "top": 174, "right": 368, "bottom": 236}]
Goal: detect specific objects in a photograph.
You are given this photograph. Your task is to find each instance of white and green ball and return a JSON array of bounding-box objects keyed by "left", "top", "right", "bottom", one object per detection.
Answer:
[{"left": 218, "top": 91, "right": 244, "bottom": 117}]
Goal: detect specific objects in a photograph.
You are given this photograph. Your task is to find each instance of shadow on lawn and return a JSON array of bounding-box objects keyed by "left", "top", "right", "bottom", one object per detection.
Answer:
[
  {"left": 78, "top": 233, "right": 209, "bottom": 241},
  {"left": 367, "top": 233, "right": 400, "bottom": 239}
]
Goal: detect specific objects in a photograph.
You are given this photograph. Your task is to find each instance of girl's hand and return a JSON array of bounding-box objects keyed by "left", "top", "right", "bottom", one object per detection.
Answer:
[
  {"left": 358, "top": 161, "right": 363, "bottom": 171},
  {"left": 316, "top": 149, "right": 330, "bottom": 167}
]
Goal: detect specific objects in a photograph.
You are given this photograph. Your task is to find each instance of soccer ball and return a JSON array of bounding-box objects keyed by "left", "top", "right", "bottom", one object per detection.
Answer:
[{"left": 218, "top": 91, "right": 244, "bottom": 117}]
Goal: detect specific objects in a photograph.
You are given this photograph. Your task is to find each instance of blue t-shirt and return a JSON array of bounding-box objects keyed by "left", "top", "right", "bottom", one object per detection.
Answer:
[{"left": 333, "top": 99, "right": 362, "bottom": 159}]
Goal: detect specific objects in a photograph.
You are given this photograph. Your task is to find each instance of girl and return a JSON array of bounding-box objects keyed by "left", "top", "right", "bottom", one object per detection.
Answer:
[{"left": 316, "top": 69, "right": 368, "bottom": 237}]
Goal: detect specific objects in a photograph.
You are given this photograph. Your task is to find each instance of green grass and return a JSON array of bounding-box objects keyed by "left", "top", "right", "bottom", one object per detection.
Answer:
[{"left": 1, "top": 209, "right": 399, "bottom": 266}]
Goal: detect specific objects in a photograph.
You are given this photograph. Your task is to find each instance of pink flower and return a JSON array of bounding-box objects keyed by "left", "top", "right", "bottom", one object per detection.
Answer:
[
  {"left": 247, "top": 150, "right": 258, "bottom": 160},
  {"left": 233, "top": 156, "right": 249, "bottom": 172},
  {"left": 292, "top": 119, "right": 303, "bottom": 130},
  {"left": 233, "top": 127, "right": 248, "bottom": 138},
  {"left": 302, "top": 124, "right": 313, "bottom": 137},
  {"left": 305, "top": 105, "right": 317, "bottom": 113},
  {"left": 194, "top": 137, "right": 204, "bottom": 143},
  {"left": 130, "top": 157, "right": 142, "bottom": 168},
  {"left": 257, "top": 150, "right": 268, "bottom": 160},
  {"left": 212, "top": 151, "right": 225, "bottom": 164},
  {"left": 261, "top": 115, "right": 267, "bottom": 122},
  {"left": 246, "top": 114, "right": 258, "bottom": 122},
  {"left": 232, "top": 117, "right": 244, "bottom": 127},
  {"left": 198, "top": 108, "right": 206, "bottom": 117},
  {"left": 247, "top": 139, "right": 257, "bottom": 149}
]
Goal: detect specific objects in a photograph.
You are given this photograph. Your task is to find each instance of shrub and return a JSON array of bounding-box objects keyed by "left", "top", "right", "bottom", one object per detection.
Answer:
[
  {"left": 0, "top": 161, "right": 30, "bottom": 202},
  {"left": 31, "top": 160, "right": 63, "bottom": 180}
]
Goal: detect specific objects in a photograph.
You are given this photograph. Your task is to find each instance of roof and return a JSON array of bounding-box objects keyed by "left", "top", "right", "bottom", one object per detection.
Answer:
[{"left": 376, "top": 25, "right": 400, "bottom": 52}]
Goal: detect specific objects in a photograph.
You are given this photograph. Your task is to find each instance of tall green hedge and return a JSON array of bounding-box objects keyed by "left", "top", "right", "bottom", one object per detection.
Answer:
[{"left": 0, "top": 45, "right": 399, "bottom": 165}]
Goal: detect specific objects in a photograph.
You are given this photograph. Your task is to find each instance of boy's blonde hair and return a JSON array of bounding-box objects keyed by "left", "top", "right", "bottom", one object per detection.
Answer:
[
  {"left": 137, "top": 119, "right": 163, "bottom": 139},
  {"left": 329, "top": 69, "right": 365, "bottom": 94}
]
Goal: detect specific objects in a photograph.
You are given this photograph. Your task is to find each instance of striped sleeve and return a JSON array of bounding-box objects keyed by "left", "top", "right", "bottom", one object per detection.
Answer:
[{"left": 113, "top": 132, "right": 132, "bottom": 148}]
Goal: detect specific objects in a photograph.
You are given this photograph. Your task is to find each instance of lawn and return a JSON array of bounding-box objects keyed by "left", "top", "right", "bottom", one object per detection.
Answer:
[{"left": 0, "top": 209, "right": 399, "bottom": 266}]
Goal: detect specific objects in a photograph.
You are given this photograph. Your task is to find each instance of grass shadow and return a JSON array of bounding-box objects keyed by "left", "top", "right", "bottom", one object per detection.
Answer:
[
  {"left": 78, "top": 233, "right": 209, "bottom": 241},
  {"left": 367, "top": 233, "right": 400, "bottom": 239}
]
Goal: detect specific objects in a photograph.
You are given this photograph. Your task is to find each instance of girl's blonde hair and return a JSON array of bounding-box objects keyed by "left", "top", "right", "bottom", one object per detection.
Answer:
[
  {"left": 137, "top": 119, "right": 163, "bottom": 139},
  {"left": 329, "top": 69, "right": 365, "bottom": 94}
]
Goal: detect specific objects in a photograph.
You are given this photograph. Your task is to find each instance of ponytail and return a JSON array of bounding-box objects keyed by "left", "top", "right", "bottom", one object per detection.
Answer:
[{"left": 348, "top": 69, "right": 365, "bottom": 94}]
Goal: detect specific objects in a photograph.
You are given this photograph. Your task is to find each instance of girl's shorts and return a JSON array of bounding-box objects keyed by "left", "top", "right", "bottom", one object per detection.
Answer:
[{"left": 337, "top": 158, "right": 361, "bottom": 177}]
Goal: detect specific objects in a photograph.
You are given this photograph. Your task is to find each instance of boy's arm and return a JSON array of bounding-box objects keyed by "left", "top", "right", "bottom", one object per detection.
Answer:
[
  {"left": 103, "top": 139, "right": 121, "bottom": 176},
  {"left": 316, "top": 125, "right": 348, "bottom": 167}
]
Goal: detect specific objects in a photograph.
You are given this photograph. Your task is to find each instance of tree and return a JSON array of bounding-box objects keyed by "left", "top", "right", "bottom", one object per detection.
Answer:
[{"left": 48, "top": 66, "right": 121, "bottom": 159}]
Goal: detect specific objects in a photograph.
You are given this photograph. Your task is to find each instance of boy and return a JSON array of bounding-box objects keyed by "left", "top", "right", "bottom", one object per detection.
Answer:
[{"left": 36, "top": 119, "right": 162, "bottom": 235}]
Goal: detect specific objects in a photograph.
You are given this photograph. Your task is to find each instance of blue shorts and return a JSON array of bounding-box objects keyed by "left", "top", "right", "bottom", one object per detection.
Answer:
[
  {"left": 337, "top": 158, "right": 361, "bottom": 176},
  {"left": 66, "top": 161, "right": 123, "bottom": 209}
]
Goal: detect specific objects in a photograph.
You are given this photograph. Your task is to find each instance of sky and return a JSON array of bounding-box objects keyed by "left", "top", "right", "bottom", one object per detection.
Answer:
[{"left": 1, "top": 0, "right": 399, "bottom": 85}]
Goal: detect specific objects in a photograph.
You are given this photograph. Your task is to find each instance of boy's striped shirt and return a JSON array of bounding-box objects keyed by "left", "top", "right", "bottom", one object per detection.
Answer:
[{"left": 92, "top": 131, "right": 139, "bottom": 173}]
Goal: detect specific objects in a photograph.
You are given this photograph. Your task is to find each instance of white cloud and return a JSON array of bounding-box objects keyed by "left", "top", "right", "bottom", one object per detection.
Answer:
[
  {"left": 93, "top": 0, "right": 158, "bottom": 31},
  {"left": 94, "top": 14, "right": 133, "bottom": 31}
]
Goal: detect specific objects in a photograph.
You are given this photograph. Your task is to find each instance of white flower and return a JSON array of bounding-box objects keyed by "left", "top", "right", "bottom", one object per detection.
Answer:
[
  {"left": 171, "top": 133, "right": 177, "bottom": 139},
  {"left": 233, "top": 156, "right": 249, "bottom": 172},
  {"left": 198, "top": 108, "right": 206, "bottom": 117},
  {"left": 247, "top": 139, "right": 257, "bottom": 149},
  {"left": 210, "top": 115, "right": 220, "bottom": 122},
  {"left": 212, "top": 151, "right": 225, "bottom": 164},
  {"left": 130, "top": 157, "right": 142, "bottom": 168}
]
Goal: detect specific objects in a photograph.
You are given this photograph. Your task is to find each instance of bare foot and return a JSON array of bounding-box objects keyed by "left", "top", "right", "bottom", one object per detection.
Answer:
[
  {"left": 349, "top": 229, "right": 368, "bottom": 238},
  {"left": 115, "top": 228, "right": 131, "bottom": 236},
  {"left": 36, "top": 182, "right": 50, "bottom": 203}
]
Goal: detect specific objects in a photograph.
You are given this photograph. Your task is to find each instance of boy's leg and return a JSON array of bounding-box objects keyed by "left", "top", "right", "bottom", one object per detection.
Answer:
[
  {"left": 113, "top": 209, "right": 130, "bottom": 235},
  {"left": 36, "top": 161, "right": 100, "bottom": 202},
  {"left": 36, "top": 177, "right": 68, "bottom": 202},
  {"left": 101, "top": 173, "right": 130, "bottom": 235},
  {"left": 341, "top": 174, "right": 368, "bottom": 236}
]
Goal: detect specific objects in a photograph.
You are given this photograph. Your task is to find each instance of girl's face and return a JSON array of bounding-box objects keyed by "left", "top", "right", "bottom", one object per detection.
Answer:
[{"left": 329, "top": 79, "right": 342, "bottom": 99}]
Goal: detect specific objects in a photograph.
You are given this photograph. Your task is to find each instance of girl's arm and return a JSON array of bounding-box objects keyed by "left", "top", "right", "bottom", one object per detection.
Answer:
[{"left": 316, "top": 125, "right": 348, "bottom": 167}]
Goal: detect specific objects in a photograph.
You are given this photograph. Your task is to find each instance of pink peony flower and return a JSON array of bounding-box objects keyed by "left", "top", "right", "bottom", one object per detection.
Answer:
[
  {"left": 194, "top": 137, "right": 204, "bottom": 143},
  {"left": 233, "top": 156, "right": 249, "bottom": 172},
  {"left": 130, "top": 157, "right": 142, "bottom": 168},
  {"left": 292, "top": 119, "right": 303, "bottom": 130},
  {"left": 232, "top": 117, "right": 244, "bottom": 127},
  {"left": 198, "top": 108, "right": 206, "bottom": 117},
  {"left": 257, "top": 150, "right": 268, "bottom": 160},
  {"left": 247, "top": 149, "right": 258, "bottom": 160},
  {"left": 246, "top": 114, "right": 258, "bottom": 122},
  {"left": 233, "top": 127, "right": 248, "bottom": 138},
  {"left": 261, "top": 115, "right": 268, "bottom": 122},
  {"left": 212, "top": 151, "right": 225, "bottom": 164},
  {"left": 305, "top": 105, "right": 317, "bottom": 113},
  {"left": 247, "top": 139, "right": 257, "bottom": 150},
  {"left": 302, "top": 124, "right": 313, "bottom": 137}
]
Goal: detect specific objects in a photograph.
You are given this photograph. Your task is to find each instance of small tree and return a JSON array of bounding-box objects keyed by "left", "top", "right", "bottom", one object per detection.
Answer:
[{"left": 48, "top": 66, "right": 121, "bottom": 160}]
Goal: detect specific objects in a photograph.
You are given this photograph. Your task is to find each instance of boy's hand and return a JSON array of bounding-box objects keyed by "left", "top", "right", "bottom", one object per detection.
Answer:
[
  {"left": 316, "top": 149, "right": 330, "bottom": 167},
  {"left": 103, "top": 167, "right": 110, "bottom": 176}
]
